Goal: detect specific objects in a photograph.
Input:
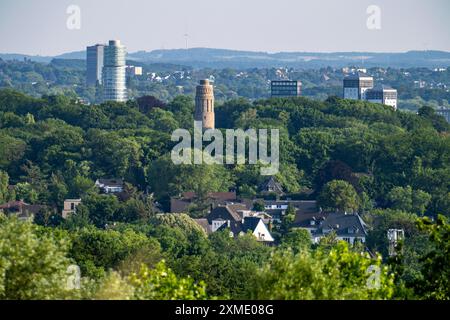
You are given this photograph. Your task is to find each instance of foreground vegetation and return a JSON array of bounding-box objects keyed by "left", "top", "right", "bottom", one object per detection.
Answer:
[{"left": 0, "top": 213, "right": 448, "bottom": 300}]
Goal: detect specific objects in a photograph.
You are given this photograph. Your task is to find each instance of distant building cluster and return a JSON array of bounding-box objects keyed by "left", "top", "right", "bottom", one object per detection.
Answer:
[
  {"left": 270, "top": 80, "right": 302, "bottom": 98},
  {"left": 343, "top": 71, "right": 398, "bottom": 110},
  {"left": 87, "top": 40, "right": 134, "bottom": 103}
]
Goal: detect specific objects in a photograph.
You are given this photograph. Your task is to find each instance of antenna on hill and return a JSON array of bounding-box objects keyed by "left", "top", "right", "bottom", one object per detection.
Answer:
[{"left": 184, "top": 33, "right": 189, "bottom": 50}]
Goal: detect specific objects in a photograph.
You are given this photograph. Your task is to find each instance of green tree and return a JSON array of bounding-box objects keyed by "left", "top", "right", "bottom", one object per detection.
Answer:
[
  {"left": 318, "top": 180, "right": 359, "bottom": 212},
  {"left": 82, "top": 193, "right": 120, "bottom": 228},
  {"left": 0, "top": 135, "right": 26, "bottom": 169},
  {"left": 281, "top": 204, "right": 296, "bottom": 233},
  {"left": 414, "top": 215, "right": 450, "bottom": 299},
  {"left": 14, "top": 182, "right": 38, "bottom": 203},
  {"left": 250, "top": 242, "right": 395, "bottom": 300},
  {"left": 48, "top": 173, "right": 68, "bottom": 208},
  {"left": 0, "top": 215, "right": 71, "bottom": 299},
  {"left": 0, "top": 170, "right": 14, "bottom": 203},
  {"left": 69, "top": 227, "right": 159, "bottom": 279},
  {"left": 387, "top": 186, "right": 431, "bottom": 215},
  {"left": 129, "top": 261, "right": 208, "bottom": 300},
  {"left": 280, "top": 228, "right": 312, "bottom": 254}
]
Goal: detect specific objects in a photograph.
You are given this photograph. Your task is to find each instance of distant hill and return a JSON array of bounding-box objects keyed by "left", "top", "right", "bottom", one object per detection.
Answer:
[
  {"left": 54, "top": 50, "right": 86, "bottom": 60},
  {"left": 0, "top": 53, "right": 53, "bottom": 63},
  {"left": 2, "top": 48, "right": 450, "bottom": 69}
]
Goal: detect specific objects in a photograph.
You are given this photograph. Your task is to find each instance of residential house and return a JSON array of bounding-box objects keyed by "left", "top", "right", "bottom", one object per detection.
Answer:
[
  {"left": 95, "top": 178, "right": 124, "bottom": 194},
  {"left": 195, "top": 204, "right": 274, "bottom": 243},
  {"left": 0, "top": 200, "right": 46, "bottom": 221},
  {"left": 239, "top": 216, "right": 275, "bottom": 242},
  {"left": 293, "top": 210, "right": 368, "bottom": 245},
  {"left": 62, "top": 199, "right": 82, "bottom": 219}
]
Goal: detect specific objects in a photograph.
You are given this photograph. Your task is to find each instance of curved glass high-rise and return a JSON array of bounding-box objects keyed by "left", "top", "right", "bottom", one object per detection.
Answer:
[{"left": 102, "top": 40, "right": 127, "bottom": 102}]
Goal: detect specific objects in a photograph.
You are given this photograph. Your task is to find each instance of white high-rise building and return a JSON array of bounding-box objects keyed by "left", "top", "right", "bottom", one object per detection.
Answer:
[
  {"left": 102, "top": 40, "right": 127, "bottom": 102},
  {"left": 366, "top": 85, "right": 398, "bottom": 110},
  {"left": 343, "top": 72, "right": 374, "bottom": 100}
]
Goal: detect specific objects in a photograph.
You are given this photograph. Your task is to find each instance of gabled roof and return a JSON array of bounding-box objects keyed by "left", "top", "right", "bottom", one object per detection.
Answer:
[
  {"left": 207, "top": 204, "right": 247, "bottom": 223},
  {"left": 170, "top": 198, "right": 194, "bottom": 213},
  {"left": 242, "top": 216, "right": 262, "bottom": 233},
  {"left": 242, "top": 217, "right": 274, "bottom": 242},
  {"left": 193, "top": 218, "right": 212, "bottom": 235},
  {"left": 293, "top": 210, "right": 367, "bottom": 237},
  {"left": 227, "top": 203, "right": 249, "bottom": 219},
  {"left": 292, "top": 211, "right": 328, "bottom": 228},
  {"left": 316, "top": 212, "right": 367, "bottom": 237},
  {"left": 217, "top": 219, "right": 243, "bottom": 235},
  {"left": 259, "top": 176, "right": 284, "bottom": 194}
]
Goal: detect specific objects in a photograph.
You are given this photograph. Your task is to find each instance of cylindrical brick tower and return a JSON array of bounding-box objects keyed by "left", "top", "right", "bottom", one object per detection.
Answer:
[{"left": 195, "top": 79, "right": 215, "bottom": 129}]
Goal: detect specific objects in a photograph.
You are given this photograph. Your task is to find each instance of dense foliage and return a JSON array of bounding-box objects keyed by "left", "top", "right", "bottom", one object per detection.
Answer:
[{"left": 0, "top": 88, "right": 449, "bottom": 300}]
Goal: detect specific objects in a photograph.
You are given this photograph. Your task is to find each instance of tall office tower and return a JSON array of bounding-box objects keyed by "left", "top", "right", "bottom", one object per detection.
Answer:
[
  {"left": 102, "top": 40, "right": 127, "bottom": 102},
  {"left": 271, "top": 80, "right": 302, "bottom": 97},
  {"left": 86, "top": 44, "right": 105, "bottom": 86},
  {"left": 366, "top": 85, "right": 398, "bottom": 110},
  {"left": 195, "top": 79, "right": 215, "bottom": 129},
  {"left": 343, "top": 71, "right": 374, "bottom": 100}
]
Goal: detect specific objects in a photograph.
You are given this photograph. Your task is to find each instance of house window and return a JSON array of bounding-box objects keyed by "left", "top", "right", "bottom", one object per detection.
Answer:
[
  {"left": 70, "top": 203, "right": 75, "bottom": 210},
  {"left": 343, "top": 237, "right": 351, "bottom": 243}
]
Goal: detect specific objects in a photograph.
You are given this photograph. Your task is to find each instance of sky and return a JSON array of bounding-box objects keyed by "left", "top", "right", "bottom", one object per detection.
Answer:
[{"left": 0, "top": 0, "right": 449, "bottom": 56}]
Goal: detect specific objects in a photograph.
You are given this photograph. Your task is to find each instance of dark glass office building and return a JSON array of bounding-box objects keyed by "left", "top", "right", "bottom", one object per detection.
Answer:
[
  {"left": 86, "top": 44, "right": 105, "bottom": 86},
  {"left": 271, "top": 80, "right": 302, "bottom": 97}
]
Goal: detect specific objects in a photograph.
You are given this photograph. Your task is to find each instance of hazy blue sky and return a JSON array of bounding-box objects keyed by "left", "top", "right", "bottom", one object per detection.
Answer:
[{"left": 0, "top": 0, "right": 449, "bottom": 55}]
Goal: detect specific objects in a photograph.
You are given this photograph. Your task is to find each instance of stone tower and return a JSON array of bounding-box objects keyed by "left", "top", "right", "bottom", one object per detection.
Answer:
[{"left": 195, "top": 79, "right": 215, "bottom": 129}]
